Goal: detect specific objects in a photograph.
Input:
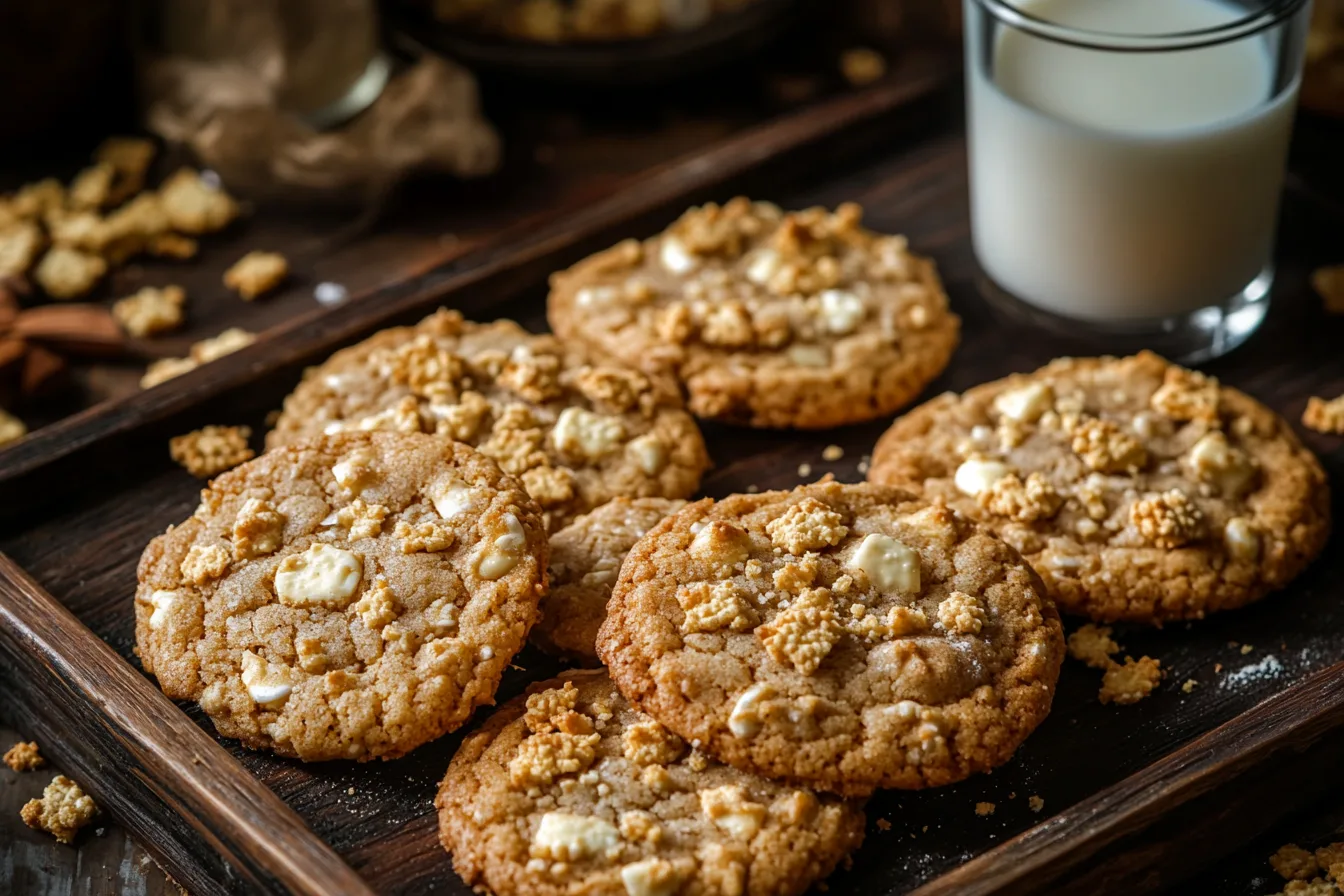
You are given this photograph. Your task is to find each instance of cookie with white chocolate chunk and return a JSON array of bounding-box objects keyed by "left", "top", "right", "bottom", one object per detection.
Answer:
[
  {"left": 135, "top": 431, "right": 548, "bottom": 761},
  {"left": 869, "top": 352, "right": 1331, "bottom": 624},
  {"left": 547, "top": 198, "right": 959, "bottom": 429},
  {"left": 268, "top": 309, "right": 710, "bottom": 530},
  {"left": 436, "top": 669, "right": 866, "bottom": 896},
  {"left": 596, "top": 481, "right": 1063, "bottom": 796}
]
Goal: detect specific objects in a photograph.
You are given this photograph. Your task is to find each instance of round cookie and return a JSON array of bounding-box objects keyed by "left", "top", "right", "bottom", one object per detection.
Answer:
[
  {"left": 267, "top": 309, "right": 711, "bottom": 530},
  {"left": 868, "top": 352, "right": 1331, "bottom": 624},
  {"left": 547, "top": 197, "right": 959, "bottom": 429},
  {"left": 436, "top": 669, "right": 866, "bottom": 896},
  {"left": 135, "top": 431, "right": 549, "bottom": 761},
  {"left": 596, "top": 481, "right": 1064, "bottom": 796},
  {"left": 534, "top": 498, "right": 686, "bottom": 664}
]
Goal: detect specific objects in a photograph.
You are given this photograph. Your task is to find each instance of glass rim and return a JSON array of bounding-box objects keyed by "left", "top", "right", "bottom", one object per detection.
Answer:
[{"left": 969, "top": 0, "right": 1309, "bottom": 52}]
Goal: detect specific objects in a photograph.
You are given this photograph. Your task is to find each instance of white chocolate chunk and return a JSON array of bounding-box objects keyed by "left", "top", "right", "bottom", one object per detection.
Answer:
[
  {"left": 1224, "top": 517, "right": 1261, "bottom": 561},
  {"left": 553, "top": 407, "right": 625, "bottom": 460},
  {"left": 430, "top": 477, "right": 474, "bottom": 520},
  {"left": 818, "top": 289, "right": 866, "bottom": 335},
  {"left": 274, "top": 544, "right": 362, "bottom": 608},
  {"left": 147, "top": 589, "right": 178, "bottom": 630},
  {"left": 627, "top": 433, "right": 669, "bottom": 475},
  {"left": 621, "top": 858, "right": 683, "bottom": 896},
  {"left": 240, "top": 650, "right": 294, "bottom": 708},
  {"left": 746, "top": 248, "right": 781, "bottom": 285},
  {"left": 659, "top": 236, "right": 698, "bottom": 274},
  {"left": 954, "top": 458, "right": 1011, "bottom": 496},
  {"left": 1186, "top": 431, "right": 1257, "bottom": 498},
  {"left": 477, "top": 513, "right": 528, "bottom": 580},
  {"left": 849, "top": 533, "right": 920, "bottom": 594},
  {"left": 728, "top": 682, "right": 777, "bottom": 737},
  {"left": 994, "top": 382, "right": 1054, "bottom": 423},
  {"left": 786, "top": 344, "right": 830, "bottom": 368},
  {"left": 700, "top": 785, "right": 767, "bottom": 840},
  {"left": 532, "top": 812, "right": 619, "bottom": 862},
  {"left": 331, "top": 447, "right": 377, "bottom": 493},
  {"left": 576, "top": 286, "right": 619, "bottom": 308}
]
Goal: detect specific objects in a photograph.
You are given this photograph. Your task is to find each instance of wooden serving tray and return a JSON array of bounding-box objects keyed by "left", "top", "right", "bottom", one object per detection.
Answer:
[{"left": 2, "top": 65, "right": 1344, "bottom": 896}]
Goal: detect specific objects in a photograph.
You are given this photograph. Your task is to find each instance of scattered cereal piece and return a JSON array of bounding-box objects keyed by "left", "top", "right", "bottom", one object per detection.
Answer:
[
  {"left": 1099, "top": 656, "right": 1162, "bottom": 705},
  {"left": 1241, "top": 644, "right": 1254, "bottom": 655},
  {"left": 12, "top": 179, "right": 65, "bottom": 219},
  {"left": 20, "top": 775, "right": 98, "bottom": 844},
  {"left": 3, "top": 741, "right": 44, "bottom": 772},
  {"left": 1313, "top": 265, "right": 1344, "bottom": 314},
  {"left": 1303, "top": 395, "right": 1344, "bottom": 435},
  {"left": 224, "top": 251, "right": 288, "bottom": 300},
  {"left": 146, "top": 233, "right": 198, "bottom": 259},
  {"left": 1027, "top": 795, "right": 1044, "bottom": 813},
  {"left": 140, "top": 357, "right": 198, "bottom": 389},
  {"left": 94, "top": 137, "right": 156, "bottom": 203},
  {"left": 975, "top": 802, "right": 995, "bottom": 817},
  {"left": 159, "top": 168, "right": 240, "bottom": 234},
  {"left": 1273, "top": 844, "right": 1322, "bottom": 881},
  {"left": 0, "top": 408, "right": 26, "bottom": 446},
  {"left": 1181, "top": 679, "right": 1198, "bottom": 694},
  {"left": 68, "top": 163, "right": 115, "bottom": 210},
  {"left": 112, "top": 285, "right": 185, "bottom": 338},
  {"left": 191, "top": 327, "right": 254, "bottom": 363},
  {"left": 169, "top": 425, "right": 254, "bottom": 478},
  {"left": 875, "top": 818, "right": 892, "bottom": 831},
  {"left": 822, "top": 444, "right": 844, "bottom": 462},
  {"left": 1067, "top": 623, "right": 1120, "bottom": 670},
  {"left": 1316, "top": 843, "right": 1344, "bottom": 882},
  {"left": 34, "top": 246, "right": 107, "bottom": 299},
  {"left": 840, "top": 47, "right": 888, "bottom": 86},
  {"left": 0, "top": 220, "right": 45, "bottom": 278}
]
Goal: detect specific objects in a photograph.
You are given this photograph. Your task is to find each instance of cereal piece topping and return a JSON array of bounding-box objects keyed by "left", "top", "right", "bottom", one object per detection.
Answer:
[
  {"left": 766, "top": 497, "right": 848, "bottom": 554},
  {"left": 395, "top": 518, "right": 456, "bottom": 554},
  {"left": 510, "top": 731, "right": 601, "bottom": 788},
  {"left": 240, "top": 650, "right": 295, "bottom": 707},
  {"left": 224, "top": 251, "right": 288, "bottom": 300},
  {"left": 34, "top": 246, "right": 106, "bottom": 299},
  {"left": 699, "top": 785, "right": 768, "bottom": 840},
  {"left": 159, "top": 168, "right": 240, "bottom": 234},
  {"left": 498, "top": 351, "right": 564, "bottom": 403},
  {"left": 335, "top": 498, "right": 389, "bottom": 540},
  {"left": 622, "top": 719, "right": 685, "bottom": 766},
  {"left": 113, "top": 285, "right": 185, "bottom": 337},
  {"left": 848, "top": 604, "right": 928, "bottom": 641},
  {"left": 701, "top": 302, "right": 755, "bottom": 347},
  {"left": 728, "top": 682, "right": 777, "bottom": 737},
  {"left": 1150, "top": 366, "right": 1219, "bottom": 421},
  {"left": 354, "top": 579, "right": 397, "bottom": 629},
  {"left": 1099, "top": 656, "right": 1162, "bottom": 705},
  {"left": 1272, "top": 845, "right": 1321, "bottom": 881},
  {"left": 180, "top": 544, "right": 230, "bottom": 584},
  {"left": 3, "top": 741, "right": 44, "bottom": 772},
  {"left": 937, "top": 591, "right": 986, "bottom": 635},
  {"left": 1130, "top": 489, "right": 1205, "bottom": 549},
  {"left": 757, "top": 587, "right": 843, "bottom": 675},
  {"left": 1303, "top": 395, "right": 1344, "bottom": 434},
  {"left": 20, "top": 775, "right": 98, "bottom": 844},
  {"left": 994, "top": 382, "right": 1054, "bottom": 423},
  {"left": 525, "top": 682, "right": 582, "bottom": 733},
  {"left": 169, "top": 425, "right": 254, "bottom": 479},
  {"left": 1071, "top": 418, "right": 1148, "bottom": 474},
  {"left": 620, "top": 858, "right": 684, "bottom": 896},
  {"left": 954, "top": 458, "right": 1011, "bottom": 496},
  {"left": 274, "top": 543, "right": 362, "bottom": 608},
  {"left": 1185, "top": 431, "right": 1258, "bottom": 498},
  {"left": 530, "top": 812, "right": 620, "bottom": 862},
  {"left": 848, "top": 533, "right": 920, "bottom": 594},
  {"left": 676, "top": 582, "right": 758, "bottom": 634},
  {"left": 232, "top": 497, "right": 286, "bottom": 559},
  {"left": 979, "top": 472, "right": 1063, "bottom": 522},
  {"left": 1066, "top": 624, "right": 1120, "bottom": 670},
  {"left": 552, "top": 407, "right": 625, "bottom": 460}
]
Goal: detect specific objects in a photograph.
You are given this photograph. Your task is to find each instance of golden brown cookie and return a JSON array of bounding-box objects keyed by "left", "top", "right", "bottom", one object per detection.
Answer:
[
  {"left": 534, "top": 498, "right": 685, "bottom": 664},
  {"left": 268, "top": 309, "right": 710, "bottom": 530},
  {"left": 868, "top": 352, "right": 1331, "bottom": 624},
  {"left": 597, "top": 481, "right": 1064, "bottom": 796},
  {"left": 135, "top": 431, "right": 548, "bottom": 761},
  {"left": 547, "top": 198, "right": 959, "bottom": 429},
  {"left": 436, "top": 670, "right": 865, "bottom": 896}
]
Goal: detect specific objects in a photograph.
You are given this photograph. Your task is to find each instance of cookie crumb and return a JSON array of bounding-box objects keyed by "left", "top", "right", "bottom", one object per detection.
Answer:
[
  {"left": 822, "top": 445, "right": 844, "bottom": 462},
  {"left": 1214, "top": 663, "right": 1223, "bottom": 673},
  {"left": 224, "top": 251, "right": 288, "bottom": 300},
  {"left": 1304, "top": 395, "right": 1344, "bottom": 435},
  {"left": 1241, "top": 643, "right": 1254, "bottom": 655},
  {"left": 1066, "top": 623, "right": 1120, "bottom": 670},
  {"left": 975, "top": 802, "right": 995, "bottom": 817},
  {"left": 170, "top": 425, "right": 254, "bottom": 478},
  {"left": 840, "top": 47, "right": 887, "bottom": 86},
  {"left": 1312, "top": 264, "right": 1344, "bottom": 314},
  {"left": 1272, "top": 844, "right": 1321, "bottom": 881},
  {"left": 1181, "top": 679, "right": 1198, "bottom": 693},
  {"left": 347, "top": 786, "right": 356, "bottom": 796},
  {"left": 112, "top": 285, "right": 185, "bottom": 337},
  {"left": 1316, "top": 843, "right": 1344, "bottom": 883},
  {"left": 1027, "top": 795, "right": 1044, "bottom": 813},
  {"left": 797, "top": 462, "right": 812, "bottom": 477},
  {"left": 3, "top": 741, "right": 45, "bottom": 772},
  {"left": 20, "top": 775, "right": 98, "bottom": 844},
  {"left": 875, "top": 818, "right": 891, "bottom": 831},
  {"left": 1099, "top": 656, "right": 1162, "bottom": 705}
]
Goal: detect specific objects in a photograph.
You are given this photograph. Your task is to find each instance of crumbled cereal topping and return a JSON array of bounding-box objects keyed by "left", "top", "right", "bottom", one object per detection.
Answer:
[
  {"left": 978, "top": 472, "right": 1063, "bottom": 522},
  {"left": 766, "top": 497, "right": 848, "bottom": 554},
  {"left": 756, "top": 587, "right": 842, "bottom": 675},
  {"left": 169, "top": 425, "right": 254, "bottom": 478},
  {"left": 1130, "top": 489, "right": 1204, "bottom": 548},
  {"left": 1070, "top": 417, "right": 1148, "bottom": 474},
  {"left": 676, "top": 582, "right": 758, "bottom": 634},
  {"left": 1150, "top": 366, "right": 1220, "bottom": 421},
  {"left": 936, "top": 591, "right": 986, "bottom": 635},
  {"left": 509, "top": 730, "right": 601, "bottom": 788},
  {"left": 622, "top": 719, "right": 685, "bottom": 767}
]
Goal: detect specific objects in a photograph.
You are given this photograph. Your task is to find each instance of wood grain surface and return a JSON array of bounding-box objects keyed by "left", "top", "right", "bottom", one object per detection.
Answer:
[{"left": 1, "top": 96, "right": 1343, "bottom": 896}]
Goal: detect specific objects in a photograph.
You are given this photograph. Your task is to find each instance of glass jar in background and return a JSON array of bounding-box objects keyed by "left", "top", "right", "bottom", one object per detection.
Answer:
[{"left": 1304, "top": 0, "right": 1344, "bottom": 116}]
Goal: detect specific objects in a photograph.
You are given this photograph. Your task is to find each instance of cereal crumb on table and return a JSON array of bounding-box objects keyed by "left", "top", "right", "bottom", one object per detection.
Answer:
[
  {"left": 1312, "top": 265, "right": 1344, "bottom": 314},
  {"left": 20, "top": 775, "right": 98, "bottom": 844},
  {"left": 112, "top": 285, "right": 185, "bottom": 337},
  {"left": 840, "top": 47, "right": 887, "bottom": 86},
  {"left": 1303, "top": 395, "right": 1344, "bottom": 434},
  {"left": 1181, "top": 679, "right": 1199, "bottom": 693},
  {"left": 169, "top": 425, "right": 254, "bottom": 478},
  {"left": 1028, "top": 795, "right": 1044, "bottom": 813},
  {"left": 4, "top": 740, "right": 45, "bottom": 771},
  {"left": 1099, "top": 656, "right": 1162, "bottom": 705},
  {"left": 975, "top": 802, "right": 995, "bottom": 817},
  {"left": 224, "top": 251, "right": 288, "bottom": 300},
  {"left": 1067, "top": 624, "right": 1120, "bottom": 670},
  {"left": 1273, "top": 844, "right": 1322, "bottom": 881},
  {"left": 0, "top": 409, "right": 27, "bottom": 446},
  {"left": 875, "top": 818, "right": 892, "bottom": 831}
]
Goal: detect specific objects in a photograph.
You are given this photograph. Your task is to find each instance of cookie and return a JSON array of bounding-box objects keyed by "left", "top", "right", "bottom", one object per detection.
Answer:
[
  {"left": 868, "top": 352, "right": 1331, "bottom": 624},
  {"left": 268, "top": 309, "right": 710, "bottom": 530},
  {"left": 135, "top": 431, "right": 548, "bottom": 761},
  {"left": 436, "top": 669, "right": 865, "bottom": 896},
  {"left": 547, "top": 198, "right": 959, "bottom": 429},
  {"left": 534, "top": 498, "right": 685, "bottom": 664},
  {"left": 596, "top": 481, "right": 1063, "bottom": 796}
]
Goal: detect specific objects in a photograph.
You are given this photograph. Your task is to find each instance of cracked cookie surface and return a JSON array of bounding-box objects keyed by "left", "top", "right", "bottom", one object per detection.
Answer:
[
  {"left": 267, "top": 309, "right": 710, "bottom": 530},
  {"left": 135, "top": 431, "right": 548, "bottom": 761},
  {"left": 868, "top": 352, "right": 1331, "bottom": 624},
  {"left": 436, "top": 669, "right": 865, "bottom": 896},
  {"left": 547, "top": 198, "right": 959, "bottom": 429},
  {"left": 596, "top": 481, "right": 1063, "bottom": 796},
  {"left": 535, "top": 497, "right": 686, "bottom": 664}
]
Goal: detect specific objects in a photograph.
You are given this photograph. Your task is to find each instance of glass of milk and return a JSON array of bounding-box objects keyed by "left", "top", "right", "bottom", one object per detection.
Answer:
[{"left": 965, "top": 0, "right": 1313, "bottom": 362}]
